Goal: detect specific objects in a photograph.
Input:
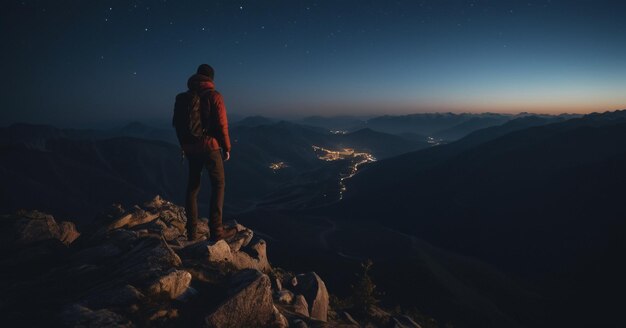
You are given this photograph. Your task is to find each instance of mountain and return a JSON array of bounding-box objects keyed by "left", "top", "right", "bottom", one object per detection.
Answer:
[
  {"left": 333, "top": 110, "right": 626, "bottom": 327},
  {"left": 1, "top": 196, "right": 438, "bottom": 327},
  {"left": 237, "top": 208, "right": 542, "bottom": 328},
  {"left": 0, "top": 120, "right": 428, "bottom": 221},
  {"left": 295, "top": 113, "right": 580, "bottom": 142},
  {"left": 227, "top": 122, "right": 430, "bottom": 209},
  {"left": 432, "top": 116, "right": 511, "bottom": 140},
  {"left": 111, "top": 121, "right": 178, "bottom": 144},
  {"left": 0, "top": 134, "right": 188, "bottom": 223},
  {"left": 336, "top": 128, "right": 429, "bottom": 159},
  {"left": 296, "top": 115, "right": 369, "bottom": 131},
  {"left": 7, "top": 111, "right": 620, "bottom": 327},
  {"left": 231, "top": 115, "right": 277, "bottom": 127},
  {"left": 364, "top": 113, "right": 514, "bottom": 138}
]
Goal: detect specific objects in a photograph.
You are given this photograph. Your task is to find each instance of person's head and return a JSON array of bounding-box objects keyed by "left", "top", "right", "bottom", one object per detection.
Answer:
[{"left": 197, "top": 64, "right": 214, "bottom": 80}]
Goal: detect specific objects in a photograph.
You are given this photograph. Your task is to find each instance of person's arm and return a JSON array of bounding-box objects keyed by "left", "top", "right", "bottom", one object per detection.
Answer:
[{"left": 213, "top": 92, "right": 232, "bottom": 157}]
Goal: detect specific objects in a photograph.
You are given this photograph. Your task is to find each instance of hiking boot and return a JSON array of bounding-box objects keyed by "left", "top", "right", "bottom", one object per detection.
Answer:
[
  {"left": 209, "top": 225, "right": 237, "bottom": 242},
  {"left": 187, "top": 227, "right": 207, "bottom": 242}
]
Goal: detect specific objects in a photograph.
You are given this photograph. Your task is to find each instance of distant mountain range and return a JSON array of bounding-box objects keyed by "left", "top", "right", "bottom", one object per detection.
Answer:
[
  {"left": 3, "top": 110, "right": 622, "bottom": 327},
  {"left": 0, "top": 120, "right": 427, "bottom": 222},
  {"left": 232, "top": 110, "right": 626, "bottom": 328},
  {"left": 293, "top": 112, "right": 579, "bottom": 142},
  {"left": 326, "top": 110, "right": 626, "bottom": 327}
]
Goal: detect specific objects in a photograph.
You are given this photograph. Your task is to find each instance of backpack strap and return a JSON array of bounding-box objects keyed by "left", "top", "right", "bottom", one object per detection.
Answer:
[{"left": 198, "top": 89, "right": 213, "bottom": 136}]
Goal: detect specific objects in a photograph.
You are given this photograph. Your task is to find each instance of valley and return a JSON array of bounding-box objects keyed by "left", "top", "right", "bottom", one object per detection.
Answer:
[{"left": 2, "top": 111, "right": 624, "bottom": 327}]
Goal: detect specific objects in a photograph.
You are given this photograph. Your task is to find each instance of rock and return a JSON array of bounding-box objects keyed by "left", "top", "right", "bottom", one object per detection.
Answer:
[
  {"left": 277, "top": 289, "right": 294, "bottom": 304},
  {"left": 179, "top": 236, "right": 271, "bottom": 273},
  {"left": 368, "top": 305, "right": 391, "bottom": 321},
  {"left": 147, "top": 308, "right": 179, "bottom": 323},
  {"left": 225, "top": 226, "right": 254, "bottom": 252},
  {"left": 175, "top": 286, "right": 199, "bottom": 302},
  {"left": 294, "top": 272, "right": 329, "bottom": 322},
  {"left": 392, "top": 315, "right": 423, "bottom": 328},
  {"left": 342, "top": 311, "right": 360, "bottom": 326},
  {"left": 61, "top": 304, "right": 134, "bottom": 328},
  {"left": 58, "top": 221, "right": 80, "bottom": 245},
  {"left": 292, "top": 319, "right": 308, "bottom": 328},
  {"left": 293, "top": 294, "right": 310, "bottom": 317},
  {"left": 143, "top": 195, "right": 165, "bottom": 208},
  {"left": 271, "top": 305, "right": 289, "bottom": 328},
  {"left": 71, "top": 229, "right": 137, "bottom": 264},
  {"left": 206, "top": 240, "right": 233, "bottom": 263},
  {"left": 108, "top": 206, "right": 159, "bottom": 230},
  {"left": 3, "top": 197, "right": 343, "bottom": 328},
  {"left": 204, "top": 269, "right": 274, "bottom": 328},
  {"left": 143, "top": 196, "right": 189, "bottom": 241},
  {"left": 81, "top": 284, "right": 144, "bottom": 310},
  {"left": 0, "top": 210, "right": 61, "bottom": 246},
  {"left": 113, "top": 235, "right": 182, "bottom": 284},
  {"left": 147, "top": 269, "right": 192, "bottom": 299},
  {"left": 230, "top": 238, "right": 271, "bottom": 273},
  {"left": 274, "top": 277, "right": 283, "bottom": 291},
  {"left": 282, "top": 273, "right": 298, "bottom": 288},
  {"left": 196, "top": 217, "right": 210, "bottom": 239}
]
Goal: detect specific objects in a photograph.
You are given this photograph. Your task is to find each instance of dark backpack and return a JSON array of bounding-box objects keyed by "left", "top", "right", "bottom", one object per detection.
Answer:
[{"left": 172, "top": 90, "right": 210, "bottom": 145}]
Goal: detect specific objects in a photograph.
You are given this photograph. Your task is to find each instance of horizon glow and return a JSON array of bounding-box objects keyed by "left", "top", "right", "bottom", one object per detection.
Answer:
[{"left": 2, "top": 0, "right": 626, "bottom": 126}]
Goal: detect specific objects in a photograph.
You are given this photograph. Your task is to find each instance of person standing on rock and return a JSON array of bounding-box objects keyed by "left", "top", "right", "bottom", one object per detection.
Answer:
[{"left": 173, "top": 64, "right": 237, "bottom": 242}]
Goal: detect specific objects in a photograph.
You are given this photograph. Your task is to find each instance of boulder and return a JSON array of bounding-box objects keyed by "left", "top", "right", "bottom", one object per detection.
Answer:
[
  {"left": 0, "top": 210, "right": 63, "bottom": 246},
  {"left": 178, "top": 236, "right": 271, "bottom": 273},
  {"left": 277, "top": 289, "right": 294, "bottom": 304},
  {"left": 58, "top": 221, "right": 81, "bottom": 245},
  {"left": 292, "top": 319, "right": 308, "bottom": 328},
  {"left": 294, "top": 272, "right": 329, "bottom": 322},
  {"left": 142, "top": 195, "right": 189, "bottom": 241},
  {"left": 81, "top": 284, "right": 144, "bottom": 310},
  {"left": 108, "top": 206, "right": 159, "bottom": 230},
  {"left": 204, "top": 269, "right": 274, "bottom": 328},
  {"left": 231, "top": 238, "right": 271, "bottom": 272},
  {"left": 271, "top": 305, "right": 289, "bottom": 328},
  {"left": 147, "top": 269, "right": 192, "bottom": 299},
  {"left": 71, "top": 230, "right": 137, "bottom": 264},
  {"left": 225, "top": 225, "right": 254, "bottom": 252},
  {"left": 61, "top": 304, "right": 134, "bottom": 328},
  {"left": 206, "top": 240, "right": 233, "bottom": 263},
  {"left": 281, "top": 273, "right": 298, "bottom": 289},
  {"left": 293, "top": 294, "right": 310, "bottom": 317},
  {"left": 113, "top": 235, "right": 182, "bottom": 284}
]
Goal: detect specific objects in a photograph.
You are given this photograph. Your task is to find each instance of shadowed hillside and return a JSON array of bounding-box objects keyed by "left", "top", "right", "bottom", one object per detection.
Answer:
[{"left": 331, "top": 110, "right": 626, "bottom": 327}]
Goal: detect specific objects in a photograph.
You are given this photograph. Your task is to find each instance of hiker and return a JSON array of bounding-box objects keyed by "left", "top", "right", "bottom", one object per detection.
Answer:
[{"left": 173, "top": 64, "right": 236, "bottom": 242}]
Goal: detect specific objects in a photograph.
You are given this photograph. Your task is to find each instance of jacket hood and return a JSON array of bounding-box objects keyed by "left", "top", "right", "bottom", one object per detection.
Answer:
[{"left": 187, "top": 73, "right": 215, "bottom": 91}]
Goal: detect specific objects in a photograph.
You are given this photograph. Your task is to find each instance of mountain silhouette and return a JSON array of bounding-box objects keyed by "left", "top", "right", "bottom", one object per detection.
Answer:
[
  {"left": 332, "top": 110, "right": 626, "bottom": 327},
  {"left": 0, "top": 120, "right": 427, "bottom": 221}
]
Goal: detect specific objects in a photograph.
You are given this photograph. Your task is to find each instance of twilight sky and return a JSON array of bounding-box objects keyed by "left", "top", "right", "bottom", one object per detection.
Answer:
[{"left": 2, "top": 0, "right": 626, "bottom": 126}]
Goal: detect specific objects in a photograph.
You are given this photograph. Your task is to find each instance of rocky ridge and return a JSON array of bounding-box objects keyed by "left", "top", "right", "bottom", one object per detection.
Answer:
[{"left": 0, "top": 196, "right": 421, "bottom": 328}]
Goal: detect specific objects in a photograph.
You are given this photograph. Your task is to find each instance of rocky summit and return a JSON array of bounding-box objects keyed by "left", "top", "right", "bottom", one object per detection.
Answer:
[{"left": 0, "top": 196, "right": 420, "bottom": 328}]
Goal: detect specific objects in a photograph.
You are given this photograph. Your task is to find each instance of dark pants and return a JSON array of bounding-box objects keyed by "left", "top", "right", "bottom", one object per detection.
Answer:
[{"left": 185, "top": 150, "right": 225, "bottom": 235}]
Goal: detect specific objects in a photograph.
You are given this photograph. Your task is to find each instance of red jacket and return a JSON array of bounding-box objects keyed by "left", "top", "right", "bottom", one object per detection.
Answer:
[{"left": 181, "top": 74, "right": 231, "bottom": 154}]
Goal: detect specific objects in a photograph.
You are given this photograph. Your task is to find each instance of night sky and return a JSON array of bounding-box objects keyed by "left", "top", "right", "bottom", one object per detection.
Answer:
[{"left": 3, "top": 0, "right": 626, "bottom": 127}]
